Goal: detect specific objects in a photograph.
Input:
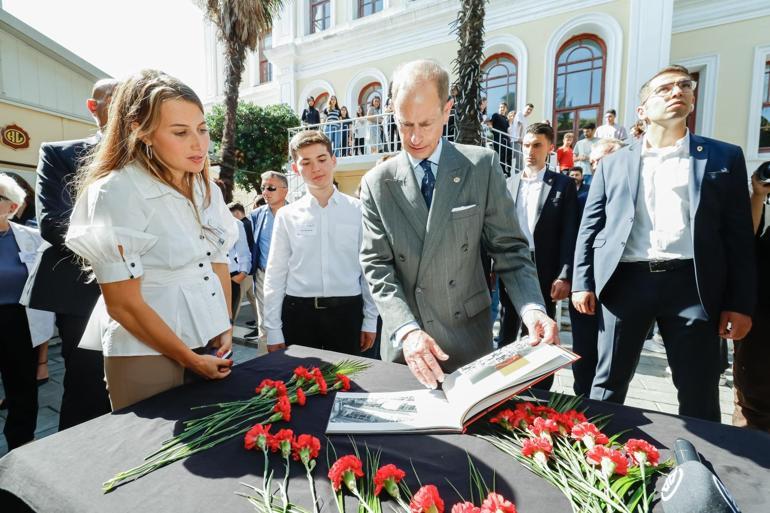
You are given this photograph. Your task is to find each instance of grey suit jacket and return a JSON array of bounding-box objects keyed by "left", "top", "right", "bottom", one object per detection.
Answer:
[{"left": 359, "top": 141, "right": 544, "bottom": 371}]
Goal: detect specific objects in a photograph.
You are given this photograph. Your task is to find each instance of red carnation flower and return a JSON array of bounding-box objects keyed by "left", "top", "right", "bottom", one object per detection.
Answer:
[
  {"left": 271, "top": 395, "right": 292, "bottom": 422},
  {"left": 294, "top": 387, "right": 307, "bottom": 406},
  {"left": 480, "top": 492, "right": 517, "bottom": 513},
  {"left": 490, "top": 409, "right": 530, "bottom": 431},
  {"left": 521, "top": 437, "right": 553, "bottom": 466},
  {"left": 451, "top": 502, "right": 481, "bottom": 513},
  {"left": 328, "top": 454, "right": 364, "bottom": 492},
  {"left": 586, "top": 445, "right": 628, "bottom": 476},
  {"left": 624, "top": 439, "right": 660, "bottom": 467},
  {"left": 294, "top": 366, "right": 314, "bottom": 384},
  {"left": 410, "top": 485, "right": 444, "bottom": 513},
  {"left": 273, "top": 380, "right": 288, "bottom": 397},
  {"left": 312, "top": 367, "right": 328, "bottom": 395},
  {"left": 244, "top": 423, "right": 271, "bottom": 451},
  {"left": 334, "top": 373, "right": 351, "bottom": 391},
  {"left": 292, "top": 434, "right": 321, "bottom": 465},
  {"left": 269, "top": 428, "right": 294, "bottom": 457},
  {"left": 256, "top": 378, "right": 276, "bottom": 395},
  {"left": 374, "top": 463, "right": 406, "bottom": 497},
  {"left": 570, "top": 422, "right": 609, "bottom": 449},
  {"left": 530, "top": 416, "right": 560, "bottom": 442}
]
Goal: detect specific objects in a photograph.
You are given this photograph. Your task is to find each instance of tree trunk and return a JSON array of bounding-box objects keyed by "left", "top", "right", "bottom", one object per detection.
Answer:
[
  {"left": 452, "top": 0, "right": 486, "bottom": 146},
  {"left": 219, "top": 39, "right": 246, "bottom": 203}
]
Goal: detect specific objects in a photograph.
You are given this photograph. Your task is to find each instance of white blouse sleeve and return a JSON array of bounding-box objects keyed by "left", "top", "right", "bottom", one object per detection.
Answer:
[
  {"left": 65, "top": 176, "right": 158, "bottom": 284},
  {"left": 202, "top": 181, "right": 239, "bottom": 264}
]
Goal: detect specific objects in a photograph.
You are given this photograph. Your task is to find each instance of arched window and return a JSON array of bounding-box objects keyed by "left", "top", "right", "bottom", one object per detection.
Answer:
[
  {"left": 313, "top": 92, "right": 329, "bottom": 113},
  {"left": 481, "top": 53, "right": 518, "bottom": 116},
  {"left": 553, "top": 34, "right": 606, "bottom": 145},
  {"left": 358, "top": 82, "right": 383, "bottom": 112}
]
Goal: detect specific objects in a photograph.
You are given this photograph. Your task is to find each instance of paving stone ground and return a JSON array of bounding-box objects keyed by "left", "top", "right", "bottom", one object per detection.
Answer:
[{"left": 0, "top": 302, "right": 735, "bottom": 457}]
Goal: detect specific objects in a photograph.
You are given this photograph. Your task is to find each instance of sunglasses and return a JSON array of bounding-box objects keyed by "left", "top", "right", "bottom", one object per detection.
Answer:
[{"left": 264, "top": 185, "right": 287, "bottom": 192}]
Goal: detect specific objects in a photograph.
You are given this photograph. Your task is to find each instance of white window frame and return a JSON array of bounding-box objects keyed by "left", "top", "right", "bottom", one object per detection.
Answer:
[
  {"left": 482, "top": 35, "right": 528, "bottom": 116},
  {"left": 305, "top": 0, "right": 336, "bottom": 36},
  {"left": 746, "top": 43, "right": 770, "bottom": 160}
]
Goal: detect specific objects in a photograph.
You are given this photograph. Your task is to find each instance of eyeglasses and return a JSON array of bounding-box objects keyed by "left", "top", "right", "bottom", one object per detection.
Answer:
[
  {"left": 643, "top": 79, "right": 697, "bottom": 102},
  {"left": 264, "top": 185, "right": 287, "bottom": 192}
]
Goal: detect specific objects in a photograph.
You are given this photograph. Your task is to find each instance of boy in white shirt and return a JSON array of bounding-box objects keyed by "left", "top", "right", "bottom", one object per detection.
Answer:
[{"left": 263, "top": 130, "right": 378, "bottom": 355}]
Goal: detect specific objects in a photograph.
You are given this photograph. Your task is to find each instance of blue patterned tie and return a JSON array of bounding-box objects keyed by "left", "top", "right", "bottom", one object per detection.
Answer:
[{"left": 419, "top": 159, "right": 436, "bottom": 208}]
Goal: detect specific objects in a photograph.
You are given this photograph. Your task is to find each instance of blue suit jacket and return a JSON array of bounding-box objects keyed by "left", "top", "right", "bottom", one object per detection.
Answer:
[
  {"left": 573, "top": 133, "right": 756, "bottom": 319},
  {"left": 248, "top": 205, "right": 270, "bottom": 275}
]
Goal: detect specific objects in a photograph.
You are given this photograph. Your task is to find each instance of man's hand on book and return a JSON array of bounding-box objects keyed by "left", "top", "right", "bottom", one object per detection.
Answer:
[
  {"left": 521, "top": 310, "right": 560, "bottom": 346},
  {"left": 403, "top": 330, "right": 449, "bottom": 389}
]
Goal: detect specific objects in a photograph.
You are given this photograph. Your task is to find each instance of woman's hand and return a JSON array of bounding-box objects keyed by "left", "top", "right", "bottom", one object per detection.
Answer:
[
  {"left": 190, "top": 354, "right": 232, "bottom": 380},
  {"left": 208, "top": 330, "right": 233, "bottom": 358}
]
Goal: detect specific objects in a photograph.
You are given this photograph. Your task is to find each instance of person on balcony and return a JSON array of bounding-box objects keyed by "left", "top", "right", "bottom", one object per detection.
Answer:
[
  {"left": 301, "top": 96, "right": 320, "bottom": 127},
  {"left": 340, "top": 106, "right": 352, "bottom": 157},
  {"left": 486, "top": 102, "right": 512, "bottom": 176},
  {"left": 322, "top": 96, "right": 342, "bottom": 157},
  {"left": 367, "top": 96, "right": 383, "bottom": 154},
  {"left": 353, "top": 105, "right": 367, "bottom": 156}
]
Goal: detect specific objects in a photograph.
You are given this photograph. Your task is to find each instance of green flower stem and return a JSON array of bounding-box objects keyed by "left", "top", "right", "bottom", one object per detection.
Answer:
[
  {"left": 350, "top": 489, "right": 375, "bottom": 513},
  {"left": 304, "top": 464, "right": 319, "bottom": 513}
]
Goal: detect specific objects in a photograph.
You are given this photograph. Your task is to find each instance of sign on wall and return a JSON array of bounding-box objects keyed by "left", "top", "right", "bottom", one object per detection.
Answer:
[{"left": 1, "top": 124, "right": 30, "bottom": 149}]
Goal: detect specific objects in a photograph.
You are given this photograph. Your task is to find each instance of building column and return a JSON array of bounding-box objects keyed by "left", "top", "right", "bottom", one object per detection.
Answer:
[{"left": 623, "top": 0, "right": 673, "bottom": 127}]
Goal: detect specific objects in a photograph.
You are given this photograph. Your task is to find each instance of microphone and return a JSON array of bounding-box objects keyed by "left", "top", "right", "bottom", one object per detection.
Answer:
[{"left": 661, "top": 438, "right": 741, "bottom": 513}]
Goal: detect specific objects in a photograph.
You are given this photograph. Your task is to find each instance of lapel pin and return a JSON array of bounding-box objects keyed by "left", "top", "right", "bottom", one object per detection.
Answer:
[
  {"left": 696, "top": 145, "right": 703, "bottom": 152},
  {"left": 453, "top": 176, "right": 460, "bottom": 183}
]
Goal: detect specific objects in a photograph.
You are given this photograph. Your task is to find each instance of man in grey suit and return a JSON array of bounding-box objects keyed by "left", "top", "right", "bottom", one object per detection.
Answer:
[
  {"left": 572, "top": 65, "right": 755, "bottom": 421},
  {"left": 359, "top": 60, "right": 558, "bottom": 388}
]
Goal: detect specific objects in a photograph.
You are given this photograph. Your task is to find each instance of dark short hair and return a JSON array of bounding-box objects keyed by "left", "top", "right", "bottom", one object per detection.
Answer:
[
  {"left": 307, "top": 96, "right": 314, "bottom": 101},
  {"left": 228, "top": 202, "right": 245, "bottom": 214},
  {"left": 500, "top": 102, "right": 508, "bottom": 108},
  {"left": 289, "top": 130, "right": 333, "bottom": 160},
  {"left": 606, "top": 109, "right": 617, "bottom": 116},
  {"left": 582, "top": 122, "right": 596, "bottom": 130},
  {"left": 568, "top": 166, "right": 583, "bottom": 174},
  {"left": 525, "top": 103, "right": 534, "bottom": 109},
  {"left": 639, "top": 64, "right": 692, "bottom": 101},
  {"left": 525, "top": 122, "right": 554, "bottom": 143}
]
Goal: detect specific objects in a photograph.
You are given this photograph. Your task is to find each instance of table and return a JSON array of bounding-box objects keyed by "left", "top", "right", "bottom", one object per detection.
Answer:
[{"left": 1, "top": 346, "right": 769, "bottom": 513}]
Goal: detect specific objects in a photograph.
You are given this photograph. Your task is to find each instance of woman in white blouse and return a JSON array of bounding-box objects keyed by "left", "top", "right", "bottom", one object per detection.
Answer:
[{"left": 66, "top": 71, "right": 238, "bottom": 410}]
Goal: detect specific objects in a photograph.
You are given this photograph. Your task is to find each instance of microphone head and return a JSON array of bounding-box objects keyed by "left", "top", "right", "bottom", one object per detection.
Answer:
[
  {"left": 661, "top": 461, "right": 741, "bottom": 513},
  {"left": 673, "top": 438, "right": 700, "bottom": 464}
]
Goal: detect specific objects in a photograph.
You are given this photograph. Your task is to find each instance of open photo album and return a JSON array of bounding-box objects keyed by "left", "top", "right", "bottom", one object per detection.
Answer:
[{"left": 326, "top": 340, "right": 578, "bottom": 434}]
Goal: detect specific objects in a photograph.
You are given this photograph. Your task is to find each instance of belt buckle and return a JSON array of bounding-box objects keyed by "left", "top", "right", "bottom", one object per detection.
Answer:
[
  {"left": 648, "top": 261, "right": 666, "bottom": 273},
  {"left": 314, "top": 297, "right": 327, "bottom": 310}
]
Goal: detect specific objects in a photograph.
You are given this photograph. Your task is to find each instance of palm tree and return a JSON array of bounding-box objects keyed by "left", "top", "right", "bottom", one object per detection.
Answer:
[
  {"left": 451, "top": 0, "right": 486, "bottom": 146},
  {"left": 199, "top": 0, "right": 284, "bottom": 201}
]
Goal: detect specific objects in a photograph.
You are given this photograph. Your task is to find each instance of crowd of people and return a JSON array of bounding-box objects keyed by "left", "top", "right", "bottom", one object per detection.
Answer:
[{"left": 1, "top": 59, "right": 769, "bottom": 454}]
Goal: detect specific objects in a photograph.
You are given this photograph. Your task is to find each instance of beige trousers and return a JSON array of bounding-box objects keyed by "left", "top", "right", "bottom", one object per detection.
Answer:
[
  {"left": 235, "top": 273, "right": 259, "bottom": 322},
  {"left": 104, "top": 354, "right": 187, "bottom": 411}
]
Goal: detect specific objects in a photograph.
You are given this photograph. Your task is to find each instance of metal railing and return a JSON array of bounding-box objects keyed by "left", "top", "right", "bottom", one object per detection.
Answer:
[{"left": 285, "top": 114, "right": 554, "bottom": 199}]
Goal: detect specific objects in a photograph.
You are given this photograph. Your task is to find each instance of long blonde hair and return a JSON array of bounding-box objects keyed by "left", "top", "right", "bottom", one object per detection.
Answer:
[{"left": 76, "top": 70, "right": 211, "bottom": 209}]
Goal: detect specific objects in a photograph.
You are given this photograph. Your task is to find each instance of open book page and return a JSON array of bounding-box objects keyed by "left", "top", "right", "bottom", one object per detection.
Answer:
[
  {"left": 326, "top": 389, "right": 463, "bottom": 433},
  {"left": 443, "top": 341, "right": 576, "bottom": 424}
]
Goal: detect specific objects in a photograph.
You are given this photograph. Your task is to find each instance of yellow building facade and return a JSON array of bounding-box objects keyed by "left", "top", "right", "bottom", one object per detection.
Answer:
[{"left": 204, "top": 0, "right": 770, "bottom": 194}]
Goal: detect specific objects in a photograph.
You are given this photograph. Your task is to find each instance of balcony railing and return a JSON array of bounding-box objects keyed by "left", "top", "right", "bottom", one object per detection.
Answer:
[{"left": 285, "top": 113, "right": 552, "bottom": 199}]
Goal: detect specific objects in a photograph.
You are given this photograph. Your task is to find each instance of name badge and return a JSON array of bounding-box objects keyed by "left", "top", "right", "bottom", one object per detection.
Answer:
[
  {"left": 297, "top": 222, "right": 317, "bottom": 237},
  {"left": 19, "top": 251, "right": 37, "bottom": 264}
]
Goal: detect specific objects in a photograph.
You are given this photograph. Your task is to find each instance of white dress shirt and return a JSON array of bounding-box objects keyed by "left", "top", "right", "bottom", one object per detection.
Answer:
[
  {"left": 622, "top": 131, "right": 694, "bottom": 262},
  {"left": 512, "top": 112, "right": 528, "bottom": 142},
  {"left": 66, "top": 163, "right": 239, "bottom": 356},
  {"left": 596, "top": 123, "right": 628, "bottom": 141},
  {"left": 228, "top": 221, "right": 251, "bottom": 274},
  {"left": 515, "top": 167, "right": 547, "bottom": 250},
  {"left": 263, "top": 188, "right": 378, "bottom": 345}
]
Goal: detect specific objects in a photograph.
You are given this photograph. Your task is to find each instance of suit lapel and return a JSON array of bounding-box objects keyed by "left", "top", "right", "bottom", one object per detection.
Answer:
[
  {"left": 626, "top": 142, "right": 643, "bottom": 207},
  {"left": 534, "top": 170, "right": 554, "bottom": 227},
  {"left": 418, "top": 143, "right": 468, "bottom": 279},
  {"left": 507, "top": 172, "right": 522, "bottom": 205},
  {"left": 688, "top": 134, "right": 708, "bottom": 224},
  {"left": 385, "top": 151, "right": 428, "bottom": 240}
]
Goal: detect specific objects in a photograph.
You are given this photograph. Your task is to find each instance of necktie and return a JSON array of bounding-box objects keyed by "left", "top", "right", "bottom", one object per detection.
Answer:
[{"left": 419, "top": 159, "right": 436, "bottom": 209}]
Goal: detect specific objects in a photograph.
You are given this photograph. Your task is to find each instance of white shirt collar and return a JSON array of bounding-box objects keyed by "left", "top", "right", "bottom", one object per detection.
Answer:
[
  {"left": 406, "top": 138, "right": 443, "bottom": 171},
  {"left": 305, "top": 186, "right": 341, "bottom": 208},
  {"left": 642, "top": 130, "right": 690, "bottom": 159},
  {"left": 521, "top": 166, "right": 547, "bottom": 183}
]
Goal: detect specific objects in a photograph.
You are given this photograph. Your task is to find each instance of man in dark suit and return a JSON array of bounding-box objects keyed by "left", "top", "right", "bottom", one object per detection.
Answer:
[
  {"left": 244, "top": 171, "right": 288, "bottom": 343},
  {"left": 500, "top": 123, "right": 578, "bottom": 390},
  {"left": 359, "top": 59, "right": 558, "bottom": 389},
  {"left": 572, "top": 65, "right": 755, "bottom": 421},
  {"left": 24, "top": 79, "right": 117, "bottom": 429}
]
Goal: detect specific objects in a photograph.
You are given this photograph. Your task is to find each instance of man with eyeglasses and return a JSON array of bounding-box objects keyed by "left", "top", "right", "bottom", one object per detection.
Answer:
[
  {"left": 572, "top": 64, "right": 756, "bottom": 422},
  {"left": 245, "top": 171, "right": 289, "bottom": 344}
]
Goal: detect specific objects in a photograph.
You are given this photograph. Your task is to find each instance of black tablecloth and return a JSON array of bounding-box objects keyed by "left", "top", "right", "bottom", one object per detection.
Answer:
[{"left": 1, "top": 346, "right": 769, "bottom": 513}]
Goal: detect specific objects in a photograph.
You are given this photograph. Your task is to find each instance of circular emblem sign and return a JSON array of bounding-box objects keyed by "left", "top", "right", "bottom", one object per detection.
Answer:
[{"left": 2, "top": 124, "right": 30, "bottom": 149}]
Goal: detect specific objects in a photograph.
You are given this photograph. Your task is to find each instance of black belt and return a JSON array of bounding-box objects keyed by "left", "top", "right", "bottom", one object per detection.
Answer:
[
  {"left": 621, "top": 259, "right": 693, "bottom": 273},
  {"left": 285, "top": 294, "right": 361, "bottom": 310}
]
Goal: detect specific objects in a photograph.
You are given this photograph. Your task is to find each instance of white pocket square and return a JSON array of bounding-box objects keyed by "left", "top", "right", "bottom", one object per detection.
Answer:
[{"left": 451, "top": 204, "right": 477, "bottom": 212}]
